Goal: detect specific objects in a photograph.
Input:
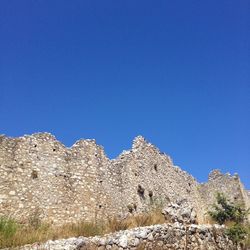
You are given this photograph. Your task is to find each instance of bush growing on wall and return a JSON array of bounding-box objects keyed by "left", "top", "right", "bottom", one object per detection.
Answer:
[{"left": 208, "top": 192, "right": 249, "bottom": 247}]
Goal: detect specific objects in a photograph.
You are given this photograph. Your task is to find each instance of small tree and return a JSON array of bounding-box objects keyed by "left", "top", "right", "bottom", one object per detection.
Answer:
[
  {"left": 208, "top": 193, "right": 248, "bottom": 225},
  {"left": 208, "top": 192, "right": 249, "bottom": 247}
]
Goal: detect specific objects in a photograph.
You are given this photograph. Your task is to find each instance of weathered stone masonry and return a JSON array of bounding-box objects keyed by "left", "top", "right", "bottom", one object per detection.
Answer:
[
  {"left": 15, "top": 223, "right": 237, "bottom": 250},
  {"left": 0, "top": 133, "right": 249, "bottom": 224}
]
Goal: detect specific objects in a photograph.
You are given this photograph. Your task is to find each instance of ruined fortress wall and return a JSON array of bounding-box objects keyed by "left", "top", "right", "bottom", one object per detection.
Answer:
[
  {"left": 110, "top": 136, "right": 204, "bottom": 222},
  {"left": 0, "top": 133, "right": 249, "bottom": 224},
  {"left": 0, "top": 133, "right": 111, "bottom": 224},
  {"left": 199, "top": 169, "right": 250, "bottom": 222}
]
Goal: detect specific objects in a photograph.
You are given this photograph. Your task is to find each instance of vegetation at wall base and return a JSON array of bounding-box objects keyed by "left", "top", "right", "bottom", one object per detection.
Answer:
[
  {"left": 226, "top": 223, "right": 247, "bottom": 246},
  {"left": 0, "top": 217, "right": 18, "bottom": 239},
  {"left": 0, "top": 208, "right": 165, "bottom": 248},
  {"left": 0, "top": 218, "right": 103, "bottom": 248},
  {"left": 208, "top": 192, "right": 250, "bottom": 247}
]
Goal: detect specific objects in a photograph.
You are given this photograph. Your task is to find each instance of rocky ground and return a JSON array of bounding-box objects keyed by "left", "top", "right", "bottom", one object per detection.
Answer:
[{"left": 6, "top": 223, "right": 237, "bottom": 250}]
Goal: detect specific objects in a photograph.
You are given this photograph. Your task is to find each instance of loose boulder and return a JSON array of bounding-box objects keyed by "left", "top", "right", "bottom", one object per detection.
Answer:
[{"left": 162, "top": 199, "right": 197, "bottom": 224}]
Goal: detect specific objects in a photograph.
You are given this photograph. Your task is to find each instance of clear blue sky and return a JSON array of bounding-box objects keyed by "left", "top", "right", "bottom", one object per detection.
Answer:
[{"left": 0, "top": 1, "right": 249, "bottom": 188}]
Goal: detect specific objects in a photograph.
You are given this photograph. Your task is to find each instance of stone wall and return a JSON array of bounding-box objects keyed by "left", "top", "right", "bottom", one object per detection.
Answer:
[
  {"left": 0, "top": 133, "right": 249, "bottom": 224},
  {"left": 14, "top": 223, "right": 238, "bottom": 250}
]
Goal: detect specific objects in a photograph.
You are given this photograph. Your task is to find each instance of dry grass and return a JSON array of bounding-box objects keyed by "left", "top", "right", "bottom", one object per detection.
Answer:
[
  {"left": 105, "top": 208, "right": 165, "bottom": 232},
  {"left": 0, "top": 219, "right": 103, "bottom": 248},
  {"left": 106, "top": 217, "right": 131, "bottom": 232},
  {"left": 127, "top": 208, "right": 165, "bottom": 228},
  {"left": 0, "top": 209, "right": 165, "bottom": 248}
]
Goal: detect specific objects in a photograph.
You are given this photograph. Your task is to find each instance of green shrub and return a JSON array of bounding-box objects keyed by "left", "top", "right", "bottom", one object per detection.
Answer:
[
  {"left": 0, "top": 216, "right": 18, "bottom": 238},
  {"left": 208, "top": 193, "right": 248, "bottom": 225},
  {"left": 226, "top": 223, "right": 247, "bottom": 245},
  {"left": 208, "top": 192, "right": 249, "bottom": 246},
  {"left": 245, "top": 224, "right": 250, "bottom": 248}
]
